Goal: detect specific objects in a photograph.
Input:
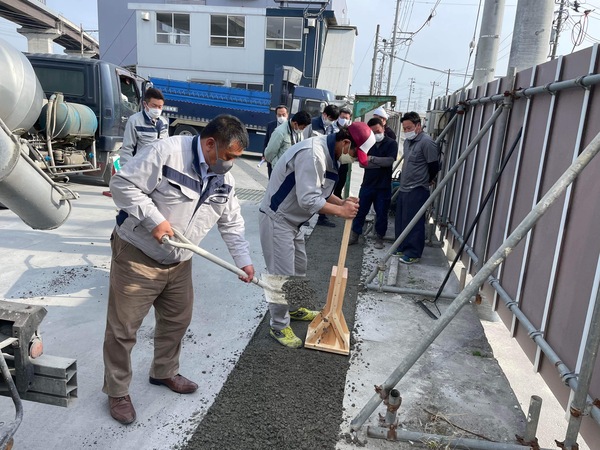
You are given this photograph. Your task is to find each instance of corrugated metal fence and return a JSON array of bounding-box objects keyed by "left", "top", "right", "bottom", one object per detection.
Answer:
[{"left": 432, "top": 44, "right": 600, "bottom": 444}]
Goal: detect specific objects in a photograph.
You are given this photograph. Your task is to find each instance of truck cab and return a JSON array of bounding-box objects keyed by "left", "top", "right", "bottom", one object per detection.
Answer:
[{"left": 25, "top": 53, "right": 147, "bottom": 184}]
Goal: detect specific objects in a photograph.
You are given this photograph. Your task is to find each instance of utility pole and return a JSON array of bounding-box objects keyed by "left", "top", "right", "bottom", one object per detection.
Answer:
[
  {"left": 80, "top": 24, "right": 84, "bottom": 56},
  {"left": 446, "top": 69, "right": 451, "bottom": 95},
  {"left": 508, "top": 0, "right": 554, "bottom": 71},
  {"left": 550, "top": 0, "right": 566, "bottom": 59},
  {"left": 377, "top": 39, "right": 388, "bottom": 95},
  {"left": 370, "top": 25, "right": 380, "bottom": 95},
  {"left": 473, "top": 0, "right": 506, "bottom": 87},
  {"left": 406, "top": 77, "right": 415, "bottom": 111},
  {"left": 386, "top": 0, "right": 402, "bottom": 96},
  {"left": 429, "top": 81, "right": 440, "bottom": 108}
]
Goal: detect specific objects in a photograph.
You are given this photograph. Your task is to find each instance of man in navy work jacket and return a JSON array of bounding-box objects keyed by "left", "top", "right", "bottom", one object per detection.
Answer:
[
  {"left": 104, "top": 115, "right": 255, "bottom": 425},
  {"left": 349, "top": 117, "right": 398, "bottom": 249},
  {"left": 303, "top": 104, "right": 340, "bottom": 227},
  {"left": 259, "top": 122, "right": 375, "bottom": 348}
]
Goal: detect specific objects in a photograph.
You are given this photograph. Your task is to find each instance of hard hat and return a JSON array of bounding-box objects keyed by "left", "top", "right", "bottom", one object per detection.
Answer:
[
  {"left": 373, "top": 106, "right": 389, "bottom": 120},
  {"left": 348, "top": 122, "right": 376, "bottom": 166}
]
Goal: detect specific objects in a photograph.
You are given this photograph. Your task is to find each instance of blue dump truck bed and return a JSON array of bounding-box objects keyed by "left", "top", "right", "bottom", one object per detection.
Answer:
[{"left": 151, "top": 77, "right": 272, "bottom": 155}]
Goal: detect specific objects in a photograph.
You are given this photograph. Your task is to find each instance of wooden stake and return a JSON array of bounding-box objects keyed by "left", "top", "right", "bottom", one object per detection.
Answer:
[{"left": 305, "top": 219, "right": 352, "bottom": 355}]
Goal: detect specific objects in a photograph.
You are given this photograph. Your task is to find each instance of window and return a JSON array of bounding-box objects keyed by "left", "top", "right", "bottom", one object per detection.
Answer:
[
  {"left": 156, "top": 13, "right": 190, "bottom": 45},
  {"left": 119, "top": 75, "right": 140, "bottom": 111},
  {"left": 33, "top": 67, "right": 85, "bottom": 96},
  {"left": 231, "top": 82, "right": 263, "bottom": 91},
  {"left": 210, "top": 15, "right": 245, "bottom": 47},
  {"left": 266, "top": 17, "right": 302, "bottom": 50}
]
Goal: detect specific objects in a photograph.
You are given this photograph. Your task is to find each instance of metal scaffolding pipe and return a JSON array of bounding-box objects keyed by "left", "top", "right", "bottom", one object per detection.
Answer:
[
  {"left": 0, "top": 348, "right": 23, "bottom": 449},
  {"left": 367, "top": 426, "right": 554, "bottom": 450},
  {"left": 349, "top": 129, "right": 600, "bottom": 433},
  {"left": 384, "top": 389, "right": 401, "bottom": 425},
  {"left": 465, "top": 72, "right": 600, "bottom": 106},
  {"left": 446, "top": 225, "right": 600, "bottom": 426},
  {"left": 365, "top": 105, "right": 504, "bottom": 286},
  {"left": 473, "top": 71, "right": 514, "bottom": 269},
  {"left": 562, "top": 274, "right": 600, "bottom": 447},
  {"left": 365, "top": 283, "right": 457, "bottom": 300},
  {"left": 524, "top": 395, "right": 543, "bottom": 442}
]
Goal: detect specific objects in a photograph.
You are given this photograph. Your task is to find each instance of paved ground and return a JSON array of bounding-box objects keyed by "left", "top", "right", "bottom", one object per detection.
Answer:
[{"left": 0, "top": 156, "right": 591, "bottom": 449}]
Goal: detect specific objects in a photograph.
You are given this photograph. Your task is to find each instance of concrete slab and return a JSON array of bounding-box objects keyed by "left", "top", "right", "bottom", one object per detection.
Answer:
[
  {"left": 0, "top": 157, "right": 592, "bottom": 449},
  {"left": 0, "top": 164, "right": 269, "bottom": 450}
]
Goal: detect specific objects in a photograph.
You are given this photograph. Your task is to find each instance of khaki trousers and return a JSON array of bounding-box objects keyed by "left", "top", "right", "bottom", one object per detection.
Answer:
[{"left": 102, "top": 232, "right": 193, "bottom": 397}]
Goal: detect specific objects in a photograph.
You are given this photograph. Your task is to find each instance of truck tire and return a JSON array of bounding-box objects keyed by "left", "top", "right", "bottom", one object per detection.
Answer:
[{"left": 173, "top": 125, "right": 200, "bottom": 136}]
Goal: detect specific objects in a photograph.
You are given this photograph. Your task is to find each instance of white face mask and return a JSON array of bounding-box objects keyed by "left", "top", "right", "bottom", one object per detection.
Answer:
[
  {"left": 337, "top": 118, "right": 350, "bottom": 127},
  {"left": 339, "top": 152, "right": 355, "bottom": 165},
  {"left": 276, "top": 115, "right": 287, "bottom": 124},
  {"left": 374, "top": 133, "right": 384, "bottom": 142},
  {"left": 147, "top": 107, "right": 162, "bottom": 119},
  {"left": 339, "top": 144, "right": 355, "bottom": 165},
  {"left": 322, "top": 116, "right": 332, "bottom": 127},
  {"left": 404, "top": 131, "right": 417, "bottom": 140}
]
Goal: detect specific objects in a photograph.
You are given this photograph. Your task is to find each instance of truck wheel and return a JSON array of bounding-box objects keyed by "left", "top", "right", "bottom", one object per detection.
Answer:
[{"left": 173, "top": 125, "right": 199, "bottom": 136}]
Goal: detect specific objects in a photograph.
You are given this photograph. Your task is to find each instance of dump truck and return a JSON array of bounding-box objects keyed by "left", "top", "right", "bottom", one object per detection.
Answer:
[{"left": 151, "top": 65, "right": 335, "bottom": 155}]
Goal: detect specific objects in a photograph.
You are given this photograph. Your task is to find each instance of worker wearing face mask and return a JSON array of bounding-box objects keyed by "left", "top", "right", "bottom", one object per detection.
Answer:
[
  {"left": 333, "top": 107, "right": 354, "bottom": 199},
  {"left": 303, "top": 104, "right": 341, "bottom": 227},
  {"left": 264, "top": 111, "right": 312, "bottom": 170},
  {"left": 119, "top": 87, "right": 169, "bottom": 167},
  {"left": 394, "top": 111, "right": 440, "bottom": 265},
  {"left": 259, "top": 123, "right": 374, "bottom": 348},
  {"left": 261, "top": 105, "right": 289, "bottom": 178},
  {"left": 348, "top": 117, "right": 399, "bottom": 249},
  {"left": 105, "top": 115, "right": 254, "bottom": 425}
]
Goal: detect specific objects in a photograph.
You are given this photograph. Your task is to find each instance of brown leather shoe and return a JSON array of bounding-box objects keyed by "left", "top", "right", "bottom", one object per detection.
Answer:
[
  {"left": 149, "top": 374, "right": 198, "bottom": 394},
  {"left": 109, "top": 395, "right": 136, "bottom": 424}
]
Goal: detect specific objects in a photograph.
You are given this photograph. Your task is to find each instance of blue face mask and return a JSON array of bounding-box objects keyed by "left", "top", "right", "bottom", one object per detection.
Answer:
[{"left": 210, "top": 143, "right": 234, "bottom": 174}]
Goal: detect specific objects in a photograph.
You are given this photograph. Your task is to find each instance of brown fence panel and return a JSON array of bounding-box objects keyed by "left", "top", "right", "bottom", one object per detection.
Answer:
[{"left": 437, "top": 45, "right": 600, "bottom": 444}]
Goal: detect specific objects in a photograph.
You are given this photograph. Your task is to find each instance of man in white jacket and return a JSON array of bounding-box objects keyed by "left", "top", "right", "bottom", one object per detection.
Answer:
[{"left": 103, "top": 115, "right": 254, "bottom": 425}]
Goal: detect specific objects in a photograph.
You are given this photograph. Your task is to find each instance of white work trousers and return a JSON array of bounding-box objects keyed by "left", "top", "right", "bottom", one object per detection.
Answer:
[{"left": 258, "top": 212, "right": 307, "bottom": 330}]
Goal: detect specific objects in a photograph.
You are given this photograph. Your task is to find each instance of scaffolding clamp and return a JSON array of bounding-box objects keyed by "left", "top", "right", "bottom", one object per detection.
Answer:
[{"left": 574, "top": 75, "right": 591, "bottom": 90}]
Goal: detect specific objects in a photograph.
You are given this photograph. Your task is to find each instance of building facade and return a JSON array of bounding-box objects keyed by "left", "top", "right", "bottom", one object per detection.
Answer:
[{"left": 98, "top": 0, "right": 355, "bottom": 98}]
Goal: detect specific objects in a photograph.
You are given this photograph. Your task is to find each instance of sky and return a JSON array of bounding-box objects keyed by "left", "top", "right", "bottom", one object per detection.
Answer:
[{"left": 2, "top": 0, "right": 600, "bottom": 112}]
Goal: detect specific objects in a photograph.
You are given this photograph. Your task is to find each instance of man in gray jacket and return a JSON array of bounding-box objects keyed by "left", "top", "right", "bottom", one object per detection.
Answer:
[
  {"left": 263, "top": 111, "right": 311, "bottom": 169},
  {"left": 104, "top": 115, "right": 254, "bottom": 425},
  {"left": 259, "top": 122, "right": 375, "bottom": 348}
]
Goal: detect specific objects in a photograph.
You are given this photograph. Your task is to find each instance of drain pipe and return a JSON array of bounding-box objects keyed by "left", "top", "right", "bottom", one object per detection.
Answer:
[
  {"left": 447, "top": 223, "right": 600, "bottom": 426},
  {"left": 350, "top": 129, "right": 600, "bottom": 433},
  {"left": 365, "top": 105, "right": 503, "bottom": 286}
]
